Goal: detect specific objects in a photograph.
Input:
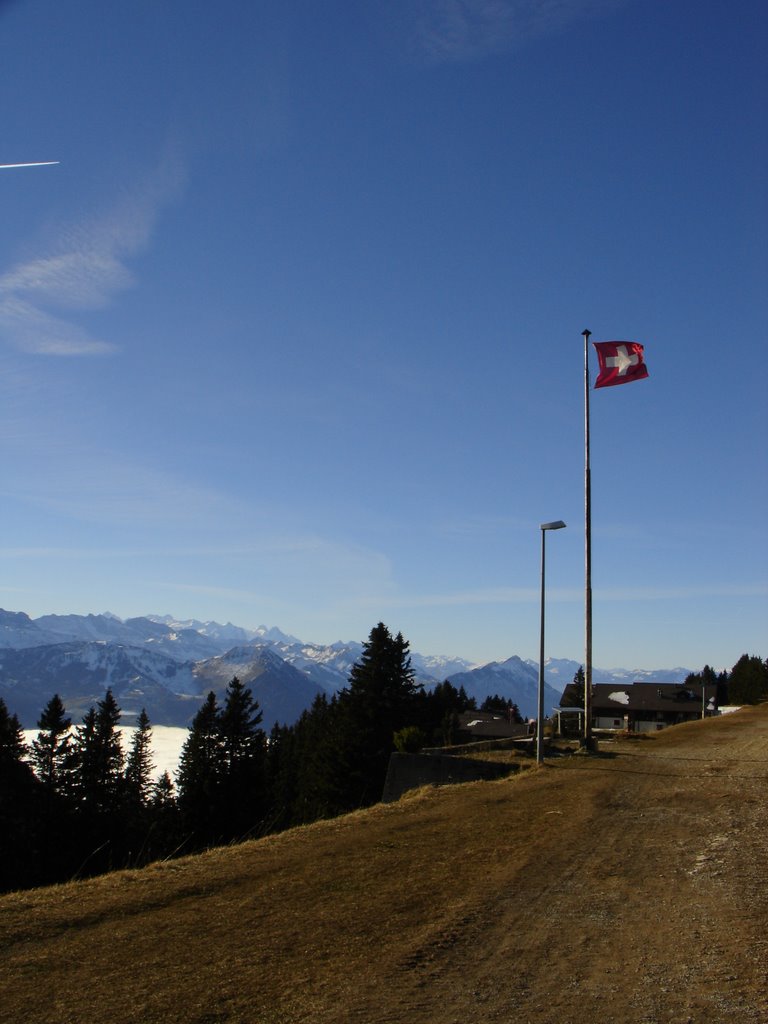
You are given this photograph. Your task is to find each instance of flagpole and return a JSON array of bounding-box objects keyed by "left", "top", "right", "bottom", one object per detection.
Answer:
[{"left": 582, "top": 328, "right": 593, "bottom": 748}]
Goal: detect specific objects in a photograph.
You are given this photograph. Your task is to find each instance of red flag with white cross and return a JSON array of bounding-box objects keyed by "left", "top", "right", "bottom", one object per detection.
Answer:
[{"left": 592, "top": 341, "right": 649, "bottom": 388}]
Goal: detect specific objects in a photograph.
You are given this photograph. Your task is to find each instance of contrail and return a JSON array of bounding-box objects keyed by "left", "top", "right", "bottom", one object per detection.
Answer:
[{"left": 0, "top": 161, "right": 59, "bottom": 169}]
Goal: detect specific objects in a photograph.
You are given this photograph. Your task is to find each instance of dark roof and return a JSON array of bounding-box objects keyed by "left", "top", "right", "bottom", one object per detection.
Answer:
[
  {"left": 559, "top": 682, "right": 716, "bottom": 715},
  {"left": 457, "top": 711, "right": 529, "bottom": 739}
]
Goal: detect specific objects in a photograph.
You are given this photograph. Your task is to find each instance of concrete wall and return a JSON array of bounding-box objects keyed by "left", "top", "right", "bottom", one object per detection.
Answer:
[{"left": 382, "top": 751, "right": 515, "bottom": 803}]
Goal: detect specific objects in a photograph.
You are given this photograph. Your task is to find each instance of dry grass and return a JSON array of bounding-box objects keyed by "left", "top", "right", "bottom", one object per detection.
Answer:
[{"left": 2, "top": 704, "right": 767, "bottom": 1024}]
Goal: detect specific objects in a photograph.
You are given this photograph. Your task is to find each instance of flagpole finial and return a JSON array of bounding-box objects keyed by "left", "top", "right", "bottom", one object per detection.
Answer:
[{"left": 582, "top": 328, "right": 591, "bottom": 338}]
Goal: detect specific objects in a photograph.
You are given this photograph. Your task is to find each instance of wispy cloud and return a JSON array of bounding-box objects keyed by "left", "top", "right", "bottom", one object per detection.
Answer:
[
  {"left": 0, "top": 152, "right": 183, "bottom": 355},
  {"left": 369, "top": 581, "right": 768, "bottom": 609},
  {"left": 413, "top": 0, "right": 625, "bottom": 62}
]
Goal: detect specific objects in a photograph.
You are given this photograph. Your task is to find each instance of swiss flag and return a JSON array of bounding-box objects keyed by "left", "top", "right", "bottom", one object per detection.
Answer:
[{"left": 593, "top": 341, "right": 649, "bottom": 388}]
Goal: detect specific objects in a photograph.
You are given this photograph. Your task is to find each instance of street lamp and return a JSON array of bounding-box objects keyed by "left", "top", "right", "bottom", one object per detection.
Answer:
[{"left": 538, "top": 520, "right": 566, "bottom": 764}]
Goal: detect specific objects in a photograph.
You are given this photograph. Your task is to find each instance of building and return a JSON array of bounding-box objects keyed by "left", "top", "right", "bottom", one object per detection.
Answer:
[
  {"left": 456, "top": 710, "right": 531, "bottom": 742},
  {"left": 556, "top": 682, "right": 717, "bottom": 735}
]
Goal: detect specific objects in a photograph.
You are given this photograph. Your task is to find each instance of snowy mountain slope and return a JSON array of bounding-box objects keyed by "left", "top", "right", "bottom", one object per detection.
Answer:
[
  {"left": 0, "top": 642, "right": 201, "bottom": 727},
  {"left": 527, "top": 657, "right": 692, "bottom": 693},
  {"left": 411, "top": 651, "right": 476, "bottom": 681},
  {"left": 193, "top": 646, "right": 325, "bottom": 728},
  {"left": 447, "top": 656, "right": 562, "bottom": 721},
  {"left": 147, "top": 615, "right": 300, "bottom": 648},
  {"left": 1, "top": 639, "right": 323, "bottom": 731},
  {"left": 0, "top": 609, "right": 63, "bottom": 649},
  {"left": 268, "top": 640, "right": 363, "bottom": 693},
  {"left": 34, "top": 613, "right": 224, "bottom": 661},
  {"left": 1, "top": 608, "right": 694, "bottom": 733}
]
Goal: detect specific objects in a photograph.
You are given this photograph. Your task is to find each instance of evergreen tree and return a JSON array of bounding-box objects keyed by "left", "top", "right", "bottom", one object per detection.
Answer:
[
  {"left": 31, "top": 694, "right": 72, "bottom": 792},
  {"left": 30, "top": 694, "right": 75, "bottom": 883},
  {"left": 68, "top": 690, "right": 125, "bottom": 815},
  {"left": 290, "top": 693, "right": 348, "bottom": 823},
  {"left": 0, "top": 698, "right": 41, "bottom": 892},
  {"left": 265, "top": 722, "right": 297, "bottom": 833},
  {"left": 683, "top": 665, "right": 724, "bottom": 711},
  {"left": 480, "top": 695, "right": 523, "bottom": 721},
  {"left": 65, "top": 691, "right": 127, "bottom": 876},
  {"left": 728, "top": 654, "right": 768, "bottom": 705},
  {"left": 217, "top": 677, "right": 267, "bottom": 840},
  {"left": 151, "top": 770, "right": 176, "bottom": 808},
  {"left": 123, "top": 709, "right": 156, "bottom": 866},
  {"left": 559, "top": 667, "right": 585, "bottom": 708},
  {"left": 146, "top": 771, "right": 181, "bottom": 862},
  {"left": 337, "top": 623, "right": 422, "bottom": 809},
  {"left": 177, "top": 692, "right": 224, "bottom": 847},
  {"left": 0, "top": 699, "right": 29, "bottom": 769},
  {"left": 124, "top": 709, "right": 154, "bottom": 808},
  {"left": 421, "top": 681, "right": 475, "bottom": 745}
]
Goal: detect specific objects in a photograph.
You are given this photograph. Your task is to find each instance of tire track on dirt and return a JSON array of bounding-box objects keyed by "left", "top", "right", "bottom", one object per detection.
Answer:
[{"left": 338, "top": 717, "right": 768, "bottom": 1024}]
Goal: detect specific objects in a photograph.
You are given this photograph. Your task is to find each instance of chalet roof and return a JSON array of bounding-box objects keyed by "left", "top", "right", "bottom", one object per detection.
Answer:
[
  {"left": 559, "top": 682, "right": 716, "bottom": 715},
  {"left": 457, "top": 711, "right": 528, "bottom": 739}
]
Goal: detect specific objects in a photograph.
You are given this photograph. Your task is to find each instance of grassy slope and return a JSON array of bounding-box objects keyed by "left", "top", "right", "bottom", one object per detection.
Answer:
[{"left": 2, "top": 704, "right": 767, "bottom": 1024}]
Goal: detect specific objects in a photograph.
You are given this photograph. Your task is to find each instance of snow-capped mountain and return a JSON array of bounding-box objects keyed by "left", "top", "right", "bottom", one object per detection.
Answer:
[
  {"left": 268, "top": 639, "right": 364, "bottom": 693},
  {"left": 193, "top": 646, "right": 325, "bottom": 727},
  {"left": 411, "top": 651, "right": 476, "bottom": 680},
  {"left": 0, "top": 609, "right": 64, "bottom": 649},
  {"left": 32, "top": 613, "right": 224, "bottom": 661},
  {"left": 446, "top": 656, "right": 562, "bottom": 721},
  {"left": 0, "top": 641, "right": 201, "bottom": 728},
  {"left": 0, "top": 608, "right": 693, "bottom": 731},
  {"left": 146, "top": 615, "right": 300, "bottom": 648},
  {"left": 524, "top": 657, "right": 695, "bottom": 689}
]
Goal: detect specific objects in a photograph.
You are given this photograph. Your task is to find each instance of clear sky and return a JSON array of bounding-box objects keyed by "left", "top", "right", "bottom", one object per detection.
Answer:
[{"left": 0, "top": 0, "right": 765, "bottom": 670}]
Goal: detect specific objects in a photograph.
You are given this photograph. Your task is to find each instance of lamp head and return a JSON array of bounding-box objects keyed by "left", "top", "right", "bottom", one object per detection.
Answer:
[{"left": 540, "top": 520, "right": 567, "bottom": 531}]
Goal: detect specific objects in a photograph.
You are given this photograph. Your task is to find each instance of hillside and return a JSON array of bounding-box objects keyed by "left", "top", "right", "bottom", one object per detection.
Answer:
[{"left": 2, "top": 705, "right": 766, "bottom": 1024}]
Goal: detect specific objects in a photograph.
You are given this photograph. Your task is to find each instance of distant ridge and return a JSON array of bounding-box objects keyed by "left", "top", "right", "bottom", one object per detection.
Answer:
[{"left": 0, "top": 608, "right": 692, "bottom": 729}]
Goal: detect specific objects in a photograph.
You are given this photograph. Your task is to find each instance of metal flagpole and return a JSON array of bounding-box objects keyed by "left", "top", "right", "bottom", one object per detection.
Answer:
[{"left": 582, "top": 329, "right": 593, "bottom": 748}]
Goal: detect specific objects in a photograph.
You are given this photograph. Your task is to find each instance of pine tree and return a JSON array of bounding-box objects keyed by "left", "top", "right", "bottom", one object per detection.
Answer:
[
  {"left": 217, "top": 677, "right": 267, "bottom": 841},
  {"left": 151, "top": 770, "right": 176, "bottom": 808},
  {"left": 683, "top": 665, "right": 723, "bottom": 712},
  {"left": 124, "top": 709, "right": 154, "bottom": 808},
  {"left": 290, "top": 693, "right": 348, "bottom": 823},
  {"left": 559, "top": 667, "right": 585, "bottom": 708},
  {"left": 337, "top": 623, "right": 422, "bottom": 809},
  {"left": 122, "top": 709, "right": 156, "bottom": 866},
  {"left": 0, "top": 698, "right": 28, "bottom": 767},
  {"left": 68, "top": 690, "right": 125, "bottom": 815},
  {"left": 419, "top": 681, "right": 476, "bottom": 745},
  {"left": 177, "top": 692, "right": 224, "bottom": 847},
  {"left": 0, "top": 698, "right": 41, "bottom": 891},
  {"left": 728, "top": 654, "right": 768, "bottom": 704},
  {"left": 30, "top": 694, "right": 75, "bottom": 883},
  {"left": 265, "top": 722, "right": 297, "bottom": 833},
  {"left": 145, "top": 771, "right": 180, "bottom": 862},
  {"left": 31, "top": 694, "right": 72, "bottom": 792},
  {"left": 480, "top": 695, "right": 522, "bottom": 720},
  {"left": 65, "top": 691, "right": 127, "bottom": 876}
]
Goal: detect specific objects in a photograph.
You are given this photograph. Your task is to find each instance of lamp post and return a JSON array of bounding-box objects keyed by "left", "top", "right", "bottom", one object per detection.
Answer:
[{"left": 538, "top": 520, "right": 566, "bottom": 764}]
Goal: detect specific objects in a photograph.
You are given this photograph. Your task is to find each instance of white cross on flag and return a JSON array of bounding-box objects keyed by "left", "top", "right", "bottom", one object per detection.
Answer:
[{"left": 593, "top": 341, "right": 649, "bottom": 389}]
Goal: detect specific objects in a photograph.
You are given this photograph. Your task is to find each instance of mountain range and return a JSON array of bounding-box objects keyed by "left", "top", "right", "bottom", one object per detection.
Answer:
[{"left": 0, "top": 609, "right": 692, "bottom": 729}]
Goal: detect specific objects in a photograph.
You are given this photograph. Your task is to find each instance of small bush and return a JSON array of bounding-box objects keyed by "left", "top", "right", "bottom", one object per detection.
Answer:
[{"left": 393, "top": 726, "right": 427, "bottom": 753}]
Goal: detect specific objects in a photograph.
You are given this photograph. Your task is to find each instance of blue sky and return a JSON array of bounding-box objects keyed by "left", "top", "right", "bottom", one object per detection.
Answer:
[{"left": 0, "top": 0, "right": 765, "bottom": 670}]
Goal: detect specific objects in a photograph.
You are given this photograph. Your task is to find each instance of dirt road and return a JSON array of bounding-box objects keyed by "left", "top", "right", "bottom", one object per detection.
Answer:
[{"left": 1, "top": 705, "right": 766, "bottom": 1024}]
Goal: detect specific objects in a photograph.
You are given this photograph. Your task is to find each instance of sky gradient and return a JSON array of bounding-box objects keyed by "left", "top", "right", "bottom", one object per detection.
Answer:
[{"left": 0, "top": 0, "right": 766, "bottom": 670}]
